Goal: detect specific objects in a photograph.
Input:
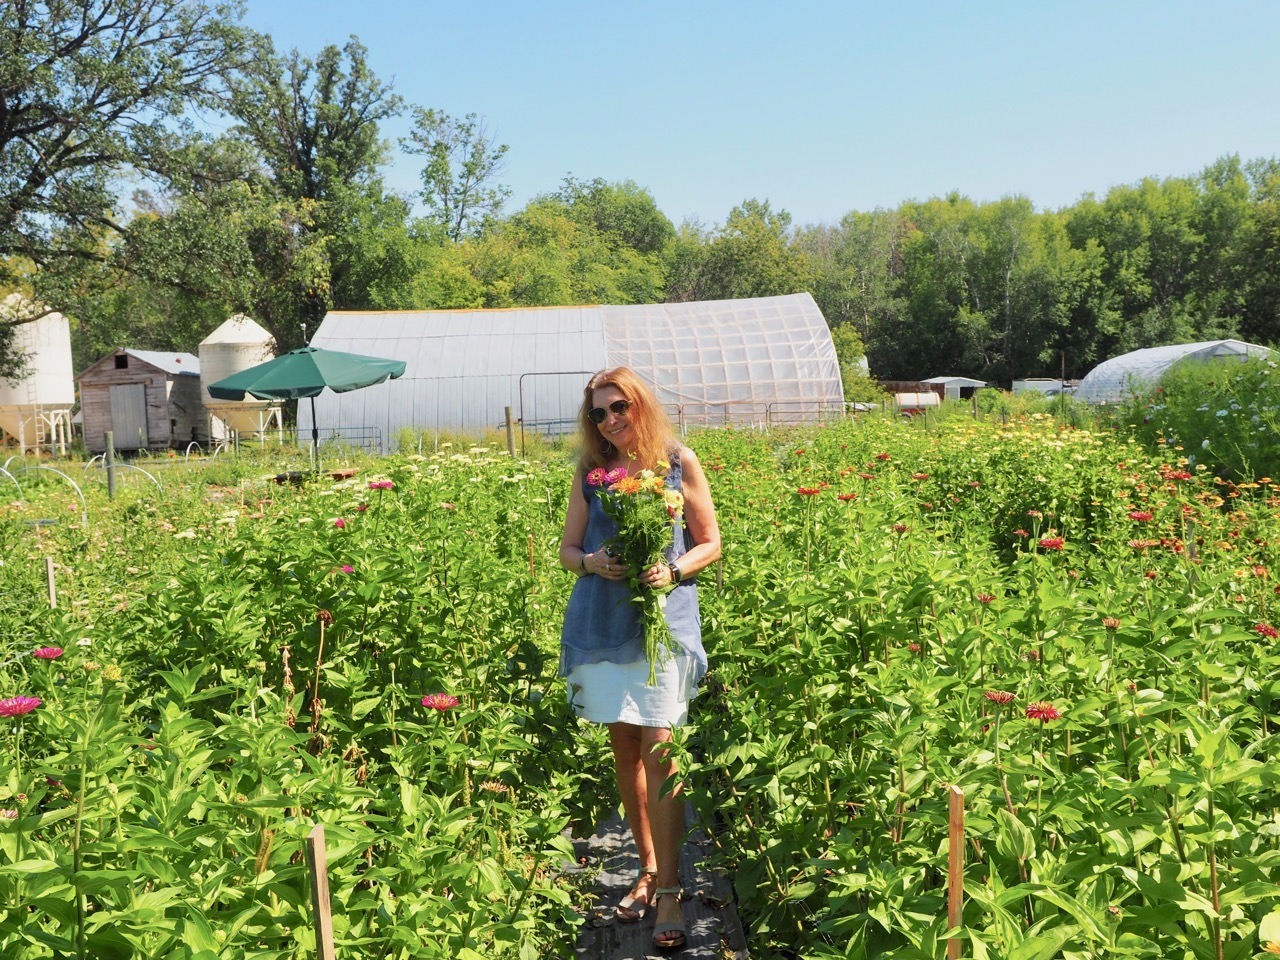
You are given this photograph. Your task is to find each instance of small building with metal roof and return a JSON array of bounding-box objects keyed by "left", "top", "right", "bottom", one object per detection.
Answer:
[{"left": 77, "top": 348, "right": 206, "bottom": 453}]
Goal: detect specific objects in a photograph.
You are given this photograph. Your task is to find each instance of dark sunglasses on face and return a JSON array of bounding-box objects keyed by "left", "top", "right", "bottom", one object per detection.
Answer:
[{"left": 588, "top": 399, "right": 632, "bottom": 423}]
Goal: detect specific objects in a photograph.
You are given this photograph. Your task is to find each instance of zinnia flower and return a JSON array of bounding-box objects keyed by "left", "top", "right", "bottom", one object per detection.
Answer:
[
  {"left": 333, "top": 518, "right": 347, "bottom": 529},
  {"left": 1128, "top": 510, "right": 1153, "bottom": 522},
  {"left": 976, "top": 593, "right": 995, "bottom": 605},
  {"left": 836, "top": 493, "right": 856, "bottom": 502},
  {"left": 1255, "top": 623, "right": 1279, "bottom": 639},
  {"left": 796, "top": 487, "right": 821, "bottom": 496},
  {"left": 875, "top": 453, "right": 891, "bottom": 461},
  {"left": 368, "top": 479, "right": 395, "bottom": 490},
  {"left": 421, "top": 693, "right": 459, "bottom": 711},
  {"left": 586, "top": 467, "right": 607, "bottom": 486},
  {"left": 912, "top": 473, "right": 929, "bottom": 481},
  {"left": 32, "top": 647, "right": 63, "bottom": 659},
  {"left": 340, "top": 565, "right": 355, "bottom": 574},
  {"left": 604, "top": 467, "right": 627, "bottom": 485},
  {"left": 0, "top": 809, "right": 17, "bottom": 820},
  {"left": 892, "top": 523, "right": 908, "bottom": 533},
  {"left": 984, "top": 690, "right": 1015, "bottom": 705},
  {"left": 0, "top": 696, "right": 41, "bottom": 717},
  {"left": 1102, "top": 616, "right": 1121, "bottom": 630},
  {"left": 1026, "top": 509, "right": 1043, "bottom": 518},
  {"left": 1025, "top": 701, "right": 1061, "bottom": 722},
  {"left": 1013, "top": 529, "right": 1029, "bottom": 538},
  {"left": 1038, "top": 537, "right": 1065, "bottom": 551},
  {"left": 907, "top": 643, "right": 921, "bottom": 654}
]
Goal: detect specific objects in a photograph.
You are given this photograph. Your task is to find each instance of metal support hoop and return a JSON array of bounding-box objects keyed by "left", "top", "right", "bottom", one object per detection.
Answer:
[{"left": 11, "top": 465, "right": 89, "bottom": 527}]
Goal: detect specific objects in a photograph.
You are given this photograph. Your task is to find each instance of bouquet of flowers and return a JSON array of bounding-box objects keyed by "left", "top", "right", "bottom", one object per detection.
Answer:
[{"left": 587, "top": 461, "right": 686, "bottom": 685}]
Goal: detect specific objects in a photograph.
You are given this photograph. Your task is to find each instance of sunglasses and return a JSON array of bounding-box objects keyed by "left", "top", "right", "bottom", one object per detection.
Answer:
[{"left": 588, "top": 399, "right": 632, "bottom": 424}]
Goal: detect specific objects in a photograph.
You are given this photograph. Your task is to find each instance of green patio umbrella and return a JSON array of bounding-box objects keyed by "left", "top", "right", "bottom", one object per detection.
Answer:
[{"left": 207, "top": 346, "right": 406, "bottom": 458}]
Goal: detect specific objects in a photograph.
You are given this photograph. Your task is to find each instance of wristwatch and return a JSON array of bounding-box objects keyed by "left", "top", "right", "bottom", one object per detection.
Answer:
[{"left": 665, "top": 560, "right": 682, "bottom": 584}]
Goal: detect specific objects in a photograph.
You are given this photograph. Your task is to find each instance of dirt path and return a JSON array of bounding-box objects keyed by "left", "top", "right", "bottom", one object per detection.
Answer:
[{"left": 570, "top": 805, "right": 749, "bottom": 959}]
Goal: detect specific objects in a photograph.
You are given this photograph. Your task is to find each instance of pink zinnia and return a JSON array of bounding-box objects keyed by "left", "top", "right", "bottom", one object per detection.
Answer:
[
  {"left": 586, "top": 467, "right": 607, "bottom": 487},
  {"left": 32, "top": 647, "right": 63, "bottom": 659},
  {"left": 333, "top": 518, "right": 346, "bottom": 529},
  {"left": 0, "top": 696, "right": 41, "bottom": 717},
  {"left": 1038, "top": 537, "right": 1065, "bottom": 551},
  {"left": 368, "top": 479, "right": 395, "bottom": 490},
  {"left": 0, "top": 809, "right": 17, "bottom": 820},
  {"left": 1013, "top": 529, "right": 1029, "bottom": 538},
  {"left": 340, "top": 565, "right": 355, "bottom": 574},
  {"left": 421, "top": 693, "right": 459, "bottom": 711},
  {"left": 604, "top": 468, "right": 627, "bottom": 485},
  {"left": 1026, "top": 509, "right": 1043, "bottom": 518},
  {"left": 984, "top": 690, "right": 1015, "bottom": 705},
  {"left": 1256, "top": 623, "right": 1279, "bottom": 639},
  {"left": 1025, "top": 701, "right": 1061, "bottom": 722}
]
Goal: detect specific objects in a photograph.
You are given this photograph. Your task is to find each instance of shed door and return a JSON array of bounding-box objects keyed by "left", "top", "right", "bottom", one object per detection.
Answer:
[{"left": 109, "top": 383, "right": 148, "bottom": 449}]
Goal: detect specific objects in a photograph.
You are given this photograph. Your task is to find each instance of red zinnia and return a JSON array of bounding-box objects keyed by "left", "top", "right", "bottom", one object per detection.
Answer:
[
  {"left": 1038, "top": 537, "right": 1065, "bottom": 551},
  {"left": 1255, "top": 623, "right": 1279, "bottom": 639},
  {"left": 892, "top": 523, "right": 909, "bottom": 533},
  {"left": 907, "top": 643, "right": 921, "bottom": 654},
  {"left": 984, "top": 690, "right": 1015, "bottom": 705},
  {"left": 421, "top": 693, "right": 460, "bottom": 711},
  {"left": 875, "top": 452, "right": 891, "bottom": 461},
  {"left": 797, "top": 487, "right": 821, "bottom": 496},
  {"left": 837, "top": 493, "right": 856, "bottom": 502},
  {"left": 858, "top": 473, "right": 875, "bottom": 480},
  {"left": 912, "top": 473, "right": 930, "bottom": 481},
  {"left": 976, "top": 593, "right": 995, "bottom": 605},
  {"left": 32, "top": 647, "right": 63, "bottom": 659},
  {"left": 1025, "top": 701, "right": 1061, "bottom": 722},
  {"left": 0, "top": 696, "right": 41, "bottom": 717},
  {"left": 1128, "top": 510, "right": 1153, "bottom": 522}
]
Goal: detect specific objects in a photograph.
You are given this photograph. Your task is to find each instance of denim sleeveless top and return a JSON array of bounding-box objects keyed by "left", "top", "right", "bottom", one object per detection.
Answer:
[{"left": 559, "top": 448, "right": 706, "bottom": 682}]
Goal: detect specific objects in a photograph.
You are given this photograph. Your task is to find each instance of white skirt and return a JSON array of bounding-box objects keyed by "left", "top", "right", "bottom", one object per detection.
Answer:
[{"left": 567, "top": 654, "right": 701, "bottom": 728}]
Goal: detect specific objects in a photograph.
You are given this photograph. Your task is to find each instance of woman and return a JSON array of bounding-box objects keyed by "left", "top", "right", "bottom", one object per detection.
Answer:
[{"left": 559, "top": 367, "right": 721, "bottom": 951}]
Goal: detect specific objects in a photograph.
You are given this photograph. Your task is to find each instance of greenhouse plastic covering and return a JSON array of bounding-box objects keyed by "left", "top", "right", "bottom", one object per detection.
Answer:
[
  {"left": 303, "top": 293, "right": 844, "bottom": 447},
  {"left": 1076, "top": 339, "right": 1274, "bottom": 403}
]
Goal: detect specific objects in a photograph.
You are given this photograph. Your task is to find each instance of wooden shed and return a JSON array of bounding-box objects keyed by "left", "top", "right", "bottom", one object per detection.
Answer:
[{"left": 77, "top": 349, "right": 207, "bottom": 453}]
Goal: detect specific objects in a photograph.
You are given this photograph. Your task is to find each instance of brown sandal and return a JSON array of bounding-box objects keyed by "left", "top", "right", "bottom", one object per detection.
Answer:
[
  {"left": 615, "top": 868, "right": 657, "bottom": 923},
  {"left": 651, "top": 887, "right": 687, "bottom": 950}
]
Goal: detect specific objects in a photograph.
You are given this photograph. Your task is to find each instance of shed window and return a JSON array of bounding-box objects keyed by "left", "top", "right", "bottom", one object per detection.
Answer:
[{"left": 114, "top": 355, "right": 128, "bottom": 369}]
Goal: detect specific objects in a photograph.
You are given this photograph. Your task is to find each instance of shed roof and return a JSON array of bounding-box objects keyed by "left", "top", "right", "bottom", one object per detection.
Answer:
[
  {"left": 125, "top": 349, "right": 201, "bottom": 376},
  {"left": 1076, "top": 339, "right": 1273, "bottom": 403},
  {"left": 923, "top": 376, "right": 987, "bottom": 387}
]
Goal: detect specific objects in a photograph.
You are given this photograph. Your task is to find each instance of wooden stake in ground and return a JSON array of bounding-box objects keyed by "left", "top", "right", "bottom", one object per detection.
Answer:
[
  {"left": 947, "top": 784, "right": 965, "bottom": 959},
  {"left": 46, "top": 557, "right": 56, "bottom": 609},
  {"left": 305, "top": 823, "right": 336, "bottom": 960}
]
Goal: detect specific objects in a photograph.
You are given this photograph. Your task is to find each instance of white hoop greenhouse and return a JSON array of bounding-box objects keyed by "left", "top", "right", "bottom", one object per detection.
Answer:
[
  {"left": 302, "top": 293, "right": 844, "bottom": 448},
  {"left": 1076, "top": 339, "right": 1274, "bottom": 404}
]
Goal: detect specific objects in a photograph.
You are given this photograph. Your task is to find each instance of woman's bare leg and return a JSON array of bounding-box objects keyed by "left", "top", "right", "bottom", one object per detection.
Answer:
[
  {"left": 609, "top": 723, "right": 656, "bottom": 913},
  {"left": 641, "top": 725, "right": 685, "bottom": 942}
]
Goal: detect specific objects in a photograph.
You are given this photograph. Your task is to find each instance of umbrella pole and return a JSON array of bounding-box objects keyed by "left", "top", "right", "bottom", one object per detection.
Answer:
[{"left": 311, "top": 395, "right": 320, "bottom": 473}]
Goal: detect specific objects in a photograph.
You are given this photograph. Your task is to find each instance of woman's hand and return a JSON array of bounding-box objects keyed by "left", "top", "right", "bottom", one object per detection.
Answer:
[
  {"left": 639, "top": 560, "right": 676, "bottom": 589},
  {"left": 586, "top": 551, "right": 628, "bottom": 581}
]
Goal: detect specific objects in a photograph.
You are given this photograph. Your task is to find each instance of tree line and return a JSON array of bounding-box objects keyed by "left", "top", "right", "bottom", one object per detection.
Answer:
[{"left": 2, "top": 1, "right": 1277, "bottom": 389}]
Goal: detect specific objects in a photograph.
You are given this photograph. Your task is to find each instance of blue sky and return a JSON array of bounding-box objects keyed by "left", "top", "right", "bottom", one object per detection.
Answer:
[{"left": 239, "top": 0, "right": 1280, "bottom": 227}]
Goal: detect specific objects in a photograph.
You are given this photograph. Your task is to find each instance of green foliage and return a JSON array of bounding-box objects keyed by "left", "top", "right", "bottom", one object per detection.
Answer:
[
  {"left": 1116, "top": 355, "right": 1280, "bottom": 479},
  {"left": 402, "top": 108, "right": 511, "bottom": 241},
  {"left": 6, "top": 417, "right": 1280, "bottom": 958}
]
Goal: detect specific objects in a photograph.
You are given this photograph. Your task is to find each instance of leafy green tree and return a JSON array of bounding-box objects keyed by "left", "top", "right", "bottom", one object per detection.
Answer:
[
  {"left": 403, "top": 108, "right": 510, "bottom": 241},
  {"left": 550, "top": 177, "right": 675, "bottom": 254},
  {"left": 667, "top": 199, "right": 811, "bottom": 302},
  {"left": 0, "top": 0, "right": 249, "bottom": 370}
]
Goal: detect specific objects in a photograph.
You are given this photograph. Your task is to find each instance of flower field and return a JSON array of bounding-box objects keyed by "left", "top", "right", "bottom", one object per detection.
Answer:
[{"left": 3, "top": 415, "right": 1280, "bottom": 959}]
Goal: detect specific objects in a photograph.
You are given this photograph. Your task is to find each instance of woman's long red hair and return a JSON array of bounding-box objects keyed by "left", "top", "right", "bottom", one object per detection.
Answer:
[{"left": 577, "top": 367, "right": 677, "bottom": 473}]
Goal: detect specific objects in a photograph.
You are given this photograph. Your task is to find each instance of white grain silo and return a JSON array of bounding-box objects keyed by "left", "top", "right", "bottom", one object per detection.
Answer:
[
  {"left": 199, "top": 314, "right": 282, "bottom": 441},
  {"left": 0, "top": 294, "right": 75, "bottom": 454}
]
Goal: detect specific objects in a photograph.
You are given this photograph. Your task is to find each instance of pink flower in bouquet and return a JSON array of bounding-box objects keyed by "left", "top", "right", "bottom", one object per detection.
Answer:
[{"left": 586, "top": 467, "right": 608, "bottom": 486}]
